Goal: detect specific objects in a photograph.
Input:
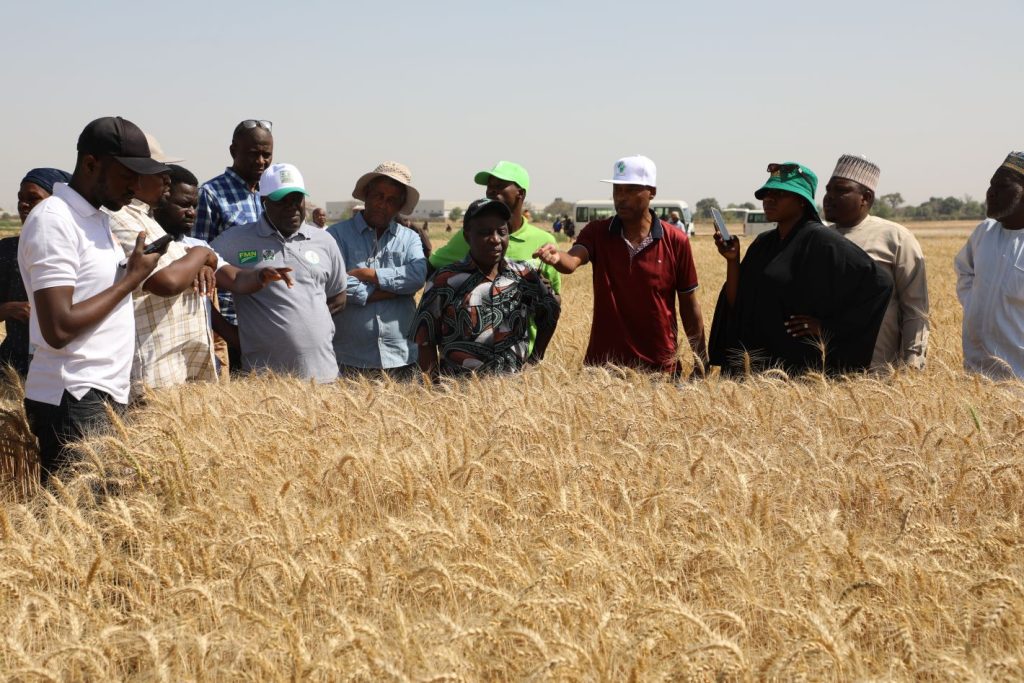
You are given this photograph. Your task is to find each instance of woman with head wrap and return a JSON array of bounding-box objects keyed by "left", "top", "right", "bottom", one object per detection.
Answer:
[
  {"left": 2, "top": 168, "right": 72, "bottom": 376},
  {"left": 17, "top": 168, "right": 71, "bottom": 224},
  {"left": 708, "top": 162, "right": 893, "bottom": 376}
]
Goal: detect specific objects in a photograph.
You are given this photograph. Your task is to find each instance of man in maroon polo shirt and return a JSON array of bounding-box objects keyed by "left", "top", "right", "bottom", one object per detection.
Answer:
[{"left": 534, "top": 155, "right": 707, "bottom": 376}]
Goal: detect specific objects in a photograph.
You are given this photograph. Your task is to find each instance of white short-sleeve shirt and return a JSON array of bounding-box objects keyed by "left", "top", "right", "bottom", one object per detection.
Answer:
[{"left": 18, "top": 183, "right": 135, "bottom": 405}]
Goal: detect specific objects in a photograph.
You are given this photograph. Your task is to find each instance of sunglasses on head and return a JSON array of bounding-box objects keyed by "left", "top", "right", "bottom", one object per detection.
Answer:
[
  {"left": 766, "top": 163, "right": 806, "bottom": 179},
  {"left": 241, "top": 119, "right": 273, "bottom": 132}
]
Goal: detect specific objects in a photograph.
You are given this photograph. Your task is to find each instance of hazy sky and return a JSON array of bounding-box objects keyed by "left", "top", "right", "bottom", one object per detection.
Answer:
[{"left": 2, "top": 0, "right": 1021, "bottom": 214}]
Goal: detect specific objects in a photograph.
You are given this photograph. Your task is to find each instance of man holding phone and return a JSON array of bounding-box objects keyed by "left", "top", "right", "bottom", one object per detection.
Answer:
[{"left": 18, "top": 116, "right": 169, "bottom": 486}]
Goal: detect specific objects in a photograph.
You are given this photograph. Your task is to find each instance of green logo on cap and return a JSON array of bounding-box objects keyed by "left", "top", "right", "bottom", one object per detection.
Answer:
[
  {"left": 280, "top": 169, "right": 294, "bottom": 183},
  {"left": 238, "top": 250, "right": 258, "bottom": 264},
  {"left": 617, "top": 161, "right": 626, "bottom": 174}
]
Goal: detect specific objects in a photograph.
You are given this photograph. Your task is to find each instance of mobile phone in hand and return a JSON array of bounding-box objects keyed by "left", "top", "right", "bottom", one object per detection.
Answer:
[
  {"left": 143, "top": 234, "right": 175, "bottom": 255},
  {"left": 711, "top": 208, "right": 732, "bottom": 242}
]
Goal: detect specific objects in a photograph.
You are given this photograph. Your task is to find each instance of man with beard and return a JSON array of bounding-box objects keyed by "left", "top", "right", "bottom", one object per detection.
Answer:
[
  {"left": 823, "top": 155, "right": 929, "bottom": 371},
  {"left": 955, "top": 152, "right": 1024, "bottom": 379},
  {"left": 194, "top": 120, "right": 274, "bottom": 370},
  {"left": 413, "top": 198, "right": 560, "bottom": 382},
  {"left": 212, "top": 164, "right": 346, "bottom": 381},
  {"left": 18, "top": 116, "right": 167, "bottom": 485},
  {"left": 154, "top": 164, "right": 289, "bottom": 380},
  {"left": 534, "top": 155, "right": 707, "bottom": 376}
]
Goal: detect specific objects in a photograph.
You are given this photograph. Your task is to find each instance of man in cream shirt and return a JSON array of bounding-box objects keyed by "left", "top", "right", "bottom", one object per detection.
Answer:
[{"left": 823, "top": 154, "right": 929, "bottom": 370}]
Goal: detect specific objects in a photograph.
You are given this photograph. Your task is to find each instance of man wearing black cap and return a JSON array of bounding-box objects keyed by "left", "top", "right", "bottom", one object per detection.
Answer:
[
  {"left": 18, "top": 116, "right": 169, "bottom": 486},
  {"left": 412, "top": 198, "right": 560, "bottom": 382}
]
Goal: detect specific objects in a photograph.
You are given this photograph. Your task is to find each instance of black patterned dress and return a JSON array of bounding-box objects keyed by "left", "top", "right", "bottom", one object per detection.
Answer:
[
  {"left": 413, "top": 257, "right": 560, "bottom": 375},
  {"left": 0, "top": 236, "right": 30, "bottom": 376}
]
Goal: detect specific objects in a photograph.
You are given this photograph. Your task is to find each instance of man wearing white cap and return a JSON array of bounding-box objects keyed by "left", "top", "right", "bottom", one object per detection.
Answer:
[
  {"left": 955, "top": 152, "right": 1024, "bottom": 379},
  {"left": 109, "top": 133, "right": 224, "bottom": 399},
  {"left": 534, "top": 155, "right": 707, "bottom": 375},
  {"left": 212, "top": 163, "right": 347, "bottom": 381},
  {"left": 823, "top": 154, "right": 929, "bottom": 371},
  {"left": 327, "top": 161, "right": 427, "bottom": 378}
]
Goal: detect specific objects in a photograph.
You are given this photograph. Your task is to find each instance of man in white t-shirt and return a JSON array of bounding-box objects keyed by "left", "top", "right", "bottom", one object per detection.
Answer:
[{"left": 18, "top": 116, "right": 168, "bottom": 486}]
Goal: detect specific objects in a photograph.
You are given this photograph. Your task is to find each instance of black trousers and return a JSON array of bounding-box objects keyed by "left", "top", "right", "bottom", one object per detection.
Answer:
[{"left": 24, "top": 388, "right": 125, "bottom": 486}]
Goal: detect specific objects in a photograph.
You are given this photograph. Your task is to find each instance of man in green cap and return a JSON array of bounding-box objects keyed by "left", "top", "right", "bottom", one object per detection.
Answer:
[
  {"left": 708, "top": 161, "right": 893, "bottom": 375},
  {"left": 429, "top": 161, "right": 560, "bottom": 351}
]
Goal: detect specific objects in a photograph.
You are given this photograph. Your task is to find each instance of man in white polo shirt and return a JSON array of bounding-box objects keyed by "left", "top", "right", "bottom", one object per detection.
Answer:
[{"left": 19, "top": 116, "right": 169, "bottom": 486}]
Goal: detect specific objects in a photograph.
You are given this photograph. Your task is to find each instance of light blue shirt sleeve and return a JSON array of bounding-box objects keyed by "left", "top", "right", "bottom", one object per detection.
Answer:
[
  {"left": 347, "top": 277, "right": 373, "bottom": 306},
  {"left": 375, "top": 229, "right": 427, "bottom": 294}
]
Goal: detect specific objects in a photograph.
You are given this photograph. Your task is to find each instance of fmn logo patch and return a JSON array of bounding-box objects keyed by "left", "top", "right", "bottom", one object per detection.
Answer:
[{"left": 238, "top": 250, "right": 258, "bottom": 264}]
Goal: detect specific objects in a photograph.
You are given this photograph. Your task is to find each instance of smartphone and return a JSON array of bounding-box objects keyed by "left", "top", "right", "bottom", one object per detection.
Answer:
[
  {"left": 143, "top": 234, "right": 175, "bottom": 255},
  {"left": 711, "top": 207, "right": 732, "bottom": 242}
]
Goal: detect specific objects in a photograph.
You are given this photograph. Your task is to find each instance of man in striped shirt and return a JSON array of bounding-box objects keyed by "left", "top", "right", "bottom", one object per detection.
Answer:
[{"left": 193, "top": 119, "right": 273, "bottom": 371}]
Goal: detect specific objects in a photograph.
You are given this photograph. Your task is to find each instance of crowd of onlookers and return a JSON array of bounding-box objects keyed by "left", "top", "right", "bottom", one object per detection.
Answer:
[{"left": 8, "top": 115, "right": 1024, "bottom": 486}]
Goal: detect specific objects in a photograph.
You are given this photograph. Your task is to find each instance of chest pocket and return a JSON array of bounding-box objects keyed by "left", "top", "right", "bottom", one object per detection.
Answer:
[
  {"left": 286, "top": 245, "right": 327, "bottom": 287},
  {"left": 1006, "top": 250, "right": 1024, "bottom": 302}
]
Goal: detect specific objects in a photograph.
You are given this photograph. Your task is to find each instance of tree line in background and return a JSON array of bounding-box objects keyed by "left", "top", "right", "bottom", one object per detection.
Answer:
[{"left": 693, "top": 193, "right": 987, "bottom": 222}]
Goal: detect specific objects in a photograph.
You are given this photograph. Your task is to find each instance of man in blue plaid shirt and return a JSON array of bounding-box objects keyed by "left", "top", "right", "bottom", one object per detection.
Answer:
[{"left": 193, "top": 119, "right": 273, "bottom": 371}]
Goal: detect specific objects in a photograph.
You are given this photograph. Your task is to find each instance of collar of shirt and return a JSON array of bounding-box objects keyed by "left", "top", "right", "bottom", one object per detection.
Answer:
[
  {"left": 53, "top": 182, "right": 104, "bottom": 220},
  {"left": 608, "top": 209, "right": 664, "bottom": 240},
  {"left": 127, "top": 198, "right": 153, "bottom": 218},
  {"left": 223, "top": 167, "right": 258, "bottom": 194},
  {"left": 354, "top": 211, "right": 399, "bottom": 237},
  {"left": 509, "top": 219, "right": 536, "bottom": 242},
  {"left": 256, "top": 215, "right": 313, "bottom": 242}
]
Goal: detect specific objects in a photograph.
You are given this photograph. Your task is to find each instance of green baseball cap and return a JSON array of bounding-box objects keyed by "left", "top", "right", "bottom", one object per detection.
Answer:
[
  {"left": 754, "top": 161, "right": 818, "bottom": 208},
  {"left": 474, "top": 160, "right": 530, "bottom": 192}
]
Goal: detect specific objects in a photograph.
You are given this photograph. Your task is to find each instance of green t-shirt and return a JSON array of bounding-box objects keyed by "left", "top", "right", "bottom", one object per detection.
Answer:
[
  {"left": 429, "top": 220, "right": 562, "bottom": 353},
  {"left": 430, "top": 220, "right": 562, "bottom": 293}
]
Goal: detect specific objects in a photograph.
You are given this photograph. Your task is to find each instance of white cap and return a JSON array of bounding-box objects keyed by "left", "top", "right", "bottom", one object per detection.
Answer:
[
  {"left": 259, "top": 163, "right": 310, "bottom": 201},
  {"left": 601, "top": 155, "right": 657, "bottom": 187}
]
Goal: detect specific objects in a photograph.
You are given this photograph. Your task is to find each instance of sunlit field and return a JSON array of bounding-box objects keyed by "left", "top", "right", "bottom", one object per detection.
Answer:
[{"left": 1, "top": 228, "right": 1022, "bottom": 681}]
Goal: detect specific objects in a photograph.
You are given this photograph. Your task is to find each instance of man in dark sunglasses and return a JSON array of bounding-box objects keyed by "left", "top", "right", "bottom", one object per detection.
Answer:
[{"left": 193, "top": 119, "right": 274, "bottom": 372}]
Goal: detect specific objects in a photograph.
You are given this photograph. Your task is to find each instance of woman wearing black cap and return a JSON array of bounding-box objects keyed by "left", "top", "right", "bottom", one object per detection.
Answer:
[
  {"left": 708, "top": 162, "right": 893, "bottom": 376},
  {"left": 0, "top": 169, "right": 72, "bottom": 377}
]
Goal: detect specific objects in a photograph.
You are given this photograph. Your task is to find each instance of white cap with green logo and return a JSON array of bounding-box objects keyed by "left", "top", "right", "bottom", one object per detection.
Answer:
[
  {"left": 260, "top": 163, "right": 310, "bottom": 201},
  {"left": 601, "top": 155, "right": 657, "bottom": 188}
]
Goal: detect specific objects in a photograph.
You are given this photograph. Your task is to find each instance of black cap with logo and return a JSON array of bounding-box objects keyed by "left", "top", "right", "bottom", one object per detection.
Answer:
[
  {"left": 77, "top": 116, "right": 169, "bottom": 175},
  {"left": 463, "top": 197, "right": 512, "bottom": 224}
]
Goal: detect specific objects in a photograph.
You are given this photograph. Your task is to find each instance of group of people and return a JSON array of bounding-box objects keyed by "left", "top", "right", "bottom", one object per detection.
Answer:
[{"left": 7, "top": 114, "right": 1024, "bottom": 485}]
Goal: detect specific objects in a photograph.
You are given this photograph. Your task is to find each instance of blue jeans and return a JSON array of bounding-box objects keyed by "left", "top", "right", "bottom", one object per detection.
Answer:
[{"left": 24, "top": 389, "right": 125, "bottom": 486}]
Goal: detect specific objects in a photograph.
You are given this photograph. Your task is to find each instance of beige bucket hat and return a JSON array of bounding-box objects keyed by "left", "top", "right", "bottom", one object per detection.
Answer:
[
  {"left": 352, "top": 161, "right": 419, "bottom": 215},
  {"left": 144, "top": 132, "right": 185, "bottom": 164}
]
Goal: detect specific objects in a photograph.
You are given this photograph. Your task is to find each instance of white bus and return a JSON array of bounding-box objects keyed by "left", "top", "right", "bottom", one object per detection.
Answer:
[
  {"left": 742, "top": 209, "right": 776, "bottom": 236},
  {"left": 573, "top": 199, "right": 694, "bottom": 235},
  {"left": 720, "top": 208, "right": 777, "bottom": 237}
]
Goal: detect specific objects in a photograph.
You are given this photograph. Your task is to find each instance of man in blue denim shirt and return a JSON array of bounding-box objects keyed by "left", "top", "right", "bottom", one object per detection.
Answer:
[{"left": 328, "top": 162, "right": 427, "bottom": 378}]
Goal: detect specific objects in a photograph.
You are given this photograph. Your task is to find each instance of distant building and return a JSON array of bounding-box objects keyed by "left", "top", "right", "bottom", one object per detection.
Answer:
[
  {"left": 409, "top": 200, "right": 470, "bottom": 221},
  {"left": 325, "top": 200, "right": 362, "bottom": 221},
  {"left": 326, "top": 198, "right": 470, "bottom": 222}
]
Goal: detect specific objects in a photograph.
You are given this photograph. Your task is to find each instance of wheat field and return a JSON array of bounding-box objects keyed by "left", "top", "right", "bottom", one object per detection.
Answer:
[{"left": 0, "top": 233, "right": 1022, "bottom": 682}]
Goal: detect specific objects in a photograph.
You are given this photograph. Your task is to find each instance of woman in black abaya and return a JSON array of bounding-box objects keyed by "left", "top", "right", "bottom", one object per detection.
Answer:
[{"left": 708, "top": 162, "right": 893, "bottom": 376}]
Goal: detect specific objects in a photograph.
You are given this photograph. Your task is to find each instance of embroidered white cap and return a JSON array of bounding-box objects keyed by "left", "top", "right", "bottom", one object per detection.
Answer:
[
  {"left": 601, "top": 155, "right": 657, "bottom": 188},
  {"left": 260, "top": 163, "right": 310, "bottom": 201}
]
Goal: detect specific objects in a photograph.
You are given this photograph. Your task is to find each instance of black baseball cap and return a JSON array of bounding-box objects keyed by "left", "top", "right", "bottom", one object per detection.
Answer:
[
  {"left": 463, "top": 197, "right": 512, "bottom": 225},
  {"left": 77, "top": 116, "right": 169, "bottom": 175}
]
